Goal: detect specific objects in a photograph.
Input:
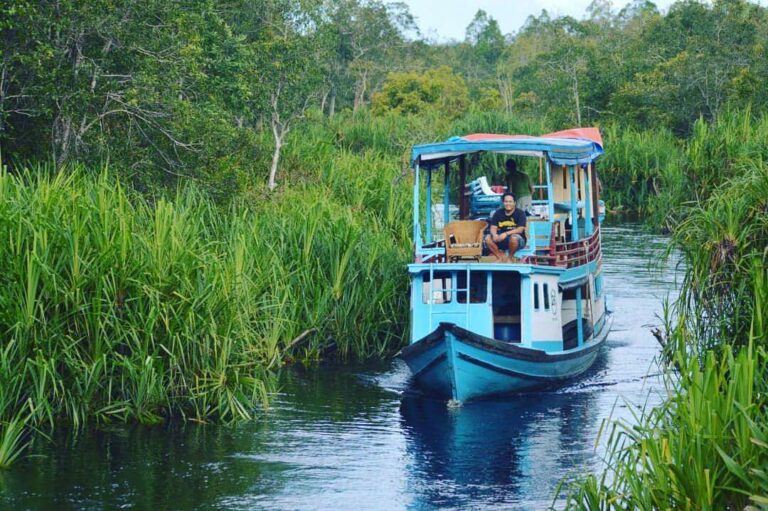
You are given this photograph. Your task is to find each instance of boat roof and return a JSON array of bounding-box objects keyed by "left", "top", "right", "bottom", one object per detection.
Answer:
[{"left": 411, "top": 127, "right": 604, "bottom": 167}]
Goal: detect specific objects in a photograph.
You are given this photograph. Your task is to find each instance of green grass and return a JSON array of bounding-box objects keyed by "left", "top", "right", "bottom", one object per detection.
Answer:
[
  {"left": 598, "top": 108, "right": 768, "bottom": 228},
  {"left": 0, "top": 157, "right": 413, "bottom": 464},
  {"left": 561, "top": 136, "right": 768, "bottom": 509},
  {"left": 561, "top": 339, "right": 768, "bottom": 510}
]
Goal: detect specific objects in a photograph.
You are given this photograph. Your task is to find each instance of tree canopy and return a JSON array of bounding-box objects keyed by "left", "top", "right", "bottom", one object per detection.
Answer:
[
  {"left": 2, "top": 0, "right": 768, "bottom": 191},
  {"left": 371, "top": 66, "right": 468, "bottom": 116}
]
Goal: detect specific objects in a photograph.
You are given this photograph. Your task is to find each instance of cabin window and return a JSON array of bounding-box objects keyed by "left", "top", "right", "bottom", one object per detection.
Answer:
[
  {"left": 533, "top": 283, "right": 540, "bottom": 310},
  {"left": 421, "top": 271, "right": 452, "bottom": 304},
  {"left": 595, "top": 275, "right": 603, "bottom": 297},
  {"left": 543, "top": 283, "right": 550, "bottom": 310},
  {"left": 457, "top": 271, "right": 487, "bottom": 304}
]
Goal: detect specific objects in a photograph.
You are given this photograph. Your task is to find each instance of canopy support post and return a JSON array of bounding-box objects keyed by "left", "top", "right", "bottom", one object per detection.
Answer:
[
  {"left": 443, "top": 162, "right": 450, "bottom": 228},
  {"left": 413, "top": 160, "right": 421, "bottom": 256},
  {"left": 425, "top": 167, "right": 433, "bottom": 243},
  {"left": 538, "top": 158, "right": 544, "bottom": 200},
  {"left": 569, "top": 165, "right": 579, "bottom": 242},
  {"left": 546, "top": 160, "right": 555, "bottom": 221},
  {"left": 459, "top": 155, "right": 468, "bottom": 219}
]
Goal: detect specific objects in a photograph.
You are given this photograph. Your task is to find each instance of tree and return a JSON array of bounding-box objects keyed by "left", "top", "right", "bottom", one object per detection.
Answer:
[
  {"left": 506, "top": 14, "right": 598, "bottom": 125},
  {"left": 462, "top": 9, "right": 505, "bottom": 86},
  {"left": 252, "top": 2, "right": 322, "bottom": 191},
  {"left": 371, "top": 66, "right": 468, "bottom": 117},
  {"left": 312, "top": 0, "right": 416, "bottom": 116},
  {"left": 465, "top": 9, "right": 505, "bottom": 68}
]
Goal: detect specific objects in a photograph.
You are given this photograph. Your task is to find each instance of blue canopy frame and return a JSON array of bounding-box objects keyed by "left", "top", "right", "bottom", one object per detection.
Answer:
[{"left": 411, "top": 135, "right": 603, "bottom": 168}]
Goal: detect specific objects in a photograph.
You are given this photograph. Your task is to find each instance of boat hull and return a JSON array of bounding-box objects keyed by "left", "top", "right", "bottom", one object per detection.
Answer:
[{"left": 400, "top": 316, "right": 612, "bottom": 402}]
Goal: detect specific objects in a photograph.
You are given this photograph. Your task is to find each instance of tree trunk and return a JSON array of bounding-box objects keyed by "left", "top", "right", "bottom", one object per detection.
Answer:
[
  {"left": 328, "top": 89, "right": 336, "bottom": 117},
  {"left": 320, "top": 89, "right": 329, "bottom": 114},
  {"left": 55, "top": 115, "right": 73, "bottom": 168},
  {"left": 573, "top": 73, "right": 581, "bottom": 126},
  {"left": 0, "top": 65, "right": 6, "bottom": 136},
  {"left": 498, "top": 77, "right": 514, "bottom": 114},
  {"left": 268, "top": 121, "right": 287, "bottom": 191},
  {"left": 353, "top": 70, "right": 368, "bottom": 112},
  {"left": 268, "top": 135, "right": 282, "bottom": 191}
]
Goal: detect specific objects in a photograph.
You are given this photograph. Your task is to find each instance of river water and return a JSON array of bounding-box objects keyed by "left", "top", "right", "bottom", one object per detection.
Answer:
[{"left": 0, "top": 223, "right": 679, "bottom": 510}]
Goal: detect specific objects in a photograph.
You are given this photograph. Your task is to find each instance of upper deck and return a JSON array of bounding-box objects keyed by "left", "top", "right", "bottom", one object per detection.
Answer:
[{"left": 410, "top": 129, "right": 604, "bottom": 269}]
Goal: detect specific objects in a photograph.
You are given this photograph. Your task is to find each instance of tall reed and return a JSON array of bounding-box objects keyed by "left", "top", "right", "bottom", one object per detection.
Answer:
[
  {"left": 561, "top": 338, "right": 768, "bottom": 510},
  {"left": 670, "top": 159, "right": 768, "bottom": 354},
  {"left": 685, "top": 107, "right": 768, "bottom": 202},
  {"left": 598, "top": 108, "right": 768, "bottom": 225},
  {"left": 561, "top": 140, "right": 768, "bottom": 509},
  {"left": 599, "top": 123, "right": 685, "bottom": 222},
  {"left": 0, "top": 156, "right": 413, "bottom": 464}
]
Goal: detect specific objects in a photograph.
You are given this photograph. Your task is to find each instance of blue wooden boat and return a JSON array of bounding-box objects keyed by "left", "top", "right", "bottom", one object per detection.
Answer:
[{"left": 400, "top": 129, "right": 612, "bottom": 402}]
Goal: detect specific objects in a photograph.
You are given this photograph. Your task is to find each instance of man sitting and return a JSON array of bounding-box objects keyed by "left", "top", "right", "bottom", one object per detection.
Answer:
[{"left": 485, "top": 193, "right": 527, "bottom": 263}]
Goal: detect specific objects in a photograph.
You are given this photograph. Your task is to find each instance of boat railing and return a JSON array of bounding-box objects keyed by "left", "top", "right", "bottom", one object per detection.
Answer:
[
  {"left": 416, "top": 225, "right": 602, "bottom": 268},
  {"left": 418, "top": 240, "right": 446, "bottom": 264},
  {"left": 524, "top": 225, "right": 601, "bottom": 268}
]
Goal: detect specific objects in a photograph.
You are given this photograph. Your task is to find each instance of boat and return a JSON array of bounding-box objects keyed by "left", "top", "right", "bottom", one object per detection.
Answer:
[{"left": 399, "top": 128, "right": 612, "bottom": 402}]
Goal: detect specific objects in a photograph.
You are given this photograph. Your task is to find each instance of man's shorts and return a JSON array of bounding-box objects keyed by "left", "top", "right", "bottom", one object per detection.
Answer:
[{"left": 496, "top": 234, "right": 526, "bottom": 251}]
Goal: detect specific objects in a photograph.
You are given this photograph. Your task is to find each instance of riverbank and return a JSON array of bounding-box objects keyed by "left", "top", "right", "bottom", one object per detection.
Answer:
[
  {"left": 563, "top": 158, "right": 768, "bottom": 509},
  {"left": 0, "top": 156, "right": 412, "bottom": 465},
  {"left": 0, "top": 223, "right": 677, "bottom": 509}
]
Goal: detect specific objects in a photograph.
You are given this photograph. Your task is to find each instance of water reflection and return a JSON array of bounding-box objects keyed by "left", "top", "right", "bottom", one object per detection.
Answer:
[
  {"left": 400, "top": 373, "right": 603, "bottom": 508},
  {"left": 0, "top": 424, "right": 267, "bottom": 511}
]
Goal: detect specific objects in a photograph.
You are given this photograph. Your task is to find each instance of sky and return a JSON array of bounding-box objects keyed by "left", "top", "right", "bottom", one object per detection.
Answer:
[{"left": 398, "top": 0, "right": 677, "bottom": 42}]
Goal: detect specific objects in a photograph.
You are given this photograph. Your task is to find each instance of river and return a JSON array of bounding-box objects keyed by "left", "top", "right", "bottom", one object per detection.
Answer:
[{"left": 0, "top": 223, "right": 679, "bottom": 510}]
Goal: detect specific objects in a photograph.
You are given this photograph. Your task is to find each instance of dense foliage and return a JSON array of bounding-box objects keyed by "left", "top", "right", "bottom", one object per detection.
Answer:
[
  {"left": 2, "top": 0, "right": 768, "bottom": 203},
  {"left": 563, "top": 158, "right": 768, "bottom": 510},
  {"left": 371, "top": 66, "right": 469, "bottom": 116},
  {"left": 1, "top": 3, "right": 768, "bottom": 500}
]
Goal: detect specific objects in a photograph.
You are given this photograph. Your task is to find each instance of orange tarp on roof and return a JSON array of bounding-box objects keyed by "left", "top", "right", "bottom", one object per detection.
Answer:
[{"left": 462, "top": 127, "right": 602, "bottom": 147}]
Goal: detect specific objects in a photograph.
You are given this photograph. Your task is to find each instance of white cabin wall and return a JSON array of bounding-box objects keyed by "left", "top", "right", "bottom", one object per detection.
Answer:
[{"left": 529, "top": 274, "right": 562, "bottom": 342}]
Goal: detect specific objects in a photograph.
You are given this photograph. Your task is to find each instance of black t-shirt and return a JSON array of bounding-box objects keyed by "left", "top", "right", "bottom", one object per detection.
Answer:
[{"left": 490, "top": 208, "right": 527, "bottom": 241}]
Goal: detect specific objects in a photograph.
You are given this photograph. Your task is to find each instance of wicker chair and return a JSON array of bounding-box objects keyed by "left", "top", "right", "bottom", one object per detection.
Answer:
[{"left": 444, "top": 220, "right": 487, "bottom": 262}]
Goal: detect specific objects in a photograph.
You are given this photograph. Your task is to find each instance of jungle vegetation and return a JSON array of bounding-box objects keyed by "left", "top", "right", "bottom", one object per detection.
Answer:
[{"left": 0, "top": 3, "right": 767, "bottom": 504}]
